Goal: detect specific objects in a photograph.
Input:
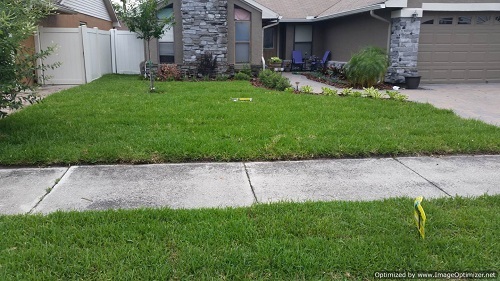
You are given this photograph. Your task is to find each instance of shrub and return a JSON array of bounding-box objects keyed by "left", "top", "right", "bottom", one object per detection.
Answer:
[
  {"left": 363, "top": 86, "right": 383, "bottom": 99},
  {"left": 339, "top": 87, "right": 353, "bottom": 96},
  {"left": 321, "top": 87, "right": 338, "bottom": 96},
  {"left": 240, "top": 64, "right": 252, "bottom": 77},
  {"left": 197, "top": 51, "right": 218, "bottom": 78},
  {"left": 157, "top": 64, "right": 181, "bottom": 81},
  {"left": 234, "top": 72, "right": 251, "bottom": 81},
  {"left": 322, "top": 65, "right": 346, "bottom": 80},
  {"left": 268, "top": 57, "right": 282, "bottom": 64},
  {"left": 344, "top": 46, "right": 388, "bottom": 88},
  {"left": 385, "top": 90, "right": 399, "bottom": 99},
  {"left": 300, "top": 85, "right": 314, "bottom": 94},
  {"left": 394, "top": 93, "right": 408, "bottom": 101},
  {"left": 215, "top": 74, "right": 229, "bottom": 81},
  {"left": 348, "top": 90, "right": 363, "bottom": 98},
  {"left": 258, "top": 69, "right": 291, "bottom": 91},
  {"left": 385, "top": 90, "right": 407, "bottom": 101}
]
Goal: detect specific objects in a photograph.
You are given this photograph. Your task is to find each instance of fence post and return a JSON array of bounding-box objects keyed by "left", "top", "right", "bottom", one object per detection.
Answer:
[
  {"left": 81, "top": 26, "right": 91, "bottom": 84},
  {"left": 110, "top": 29, "right": 117, "bottom": 74}
]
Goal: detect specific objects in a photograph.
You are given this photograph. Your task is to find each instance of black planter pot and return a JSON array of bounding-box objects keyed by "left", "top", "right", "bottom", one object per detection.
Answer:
[{"left": 405, "top": 76, "right": 421, "bottom": 89}]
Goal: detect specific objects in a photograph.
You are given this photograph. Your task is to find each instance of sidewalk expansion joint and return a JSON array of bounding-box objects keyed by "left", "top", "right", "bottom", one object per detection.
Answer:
[
  {"left": 28, "top": 166, "right": 72, "bottom": 214},
  {"left": 393, "top": 158, "right": 452, "bottom": 197},
  {"left": 243, "top": 162, "right": 258, "bottom": 204}
]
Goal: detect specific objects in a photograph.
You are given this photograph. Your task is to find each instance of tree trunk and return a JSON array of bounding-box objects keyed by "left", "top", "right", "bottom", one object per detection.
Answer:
[{"left": 147, "top": 39, "right": 154, "bottom": 92}]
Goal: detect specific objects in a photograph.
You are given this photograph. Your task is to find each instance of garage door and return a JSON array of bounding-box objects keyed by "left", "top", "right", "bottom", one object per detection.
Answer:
[{"left": 418, "top": 12, "right": 500, "bottom": 83}]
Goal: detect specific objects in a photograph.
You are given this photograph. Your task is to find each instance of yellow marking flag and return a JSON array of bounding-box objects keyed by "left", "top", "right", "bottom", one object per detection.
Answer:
[
  {"left": 414, "top": 196, "right": 426, "bottom": 239},
  {"left": 231, "top": 98, "right": 253, "bottom": 102}
]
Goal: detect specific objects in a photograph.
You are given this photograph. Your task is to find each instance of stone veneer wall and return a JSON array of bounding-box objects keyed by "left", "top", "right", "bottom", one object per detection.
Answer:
[
  {"left": 181, "top": 0, "right": 229, "bottom": 74},
  {"left": 386, "top": 17, "right": 421, "bottom": 83}
]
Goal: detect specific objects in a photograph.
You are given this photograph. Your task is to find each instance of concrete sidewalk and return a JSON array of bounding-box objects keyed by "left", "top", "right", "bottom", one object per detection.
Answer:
[{"left": 1, "top": 155, "right": 499, "bottom": 215}]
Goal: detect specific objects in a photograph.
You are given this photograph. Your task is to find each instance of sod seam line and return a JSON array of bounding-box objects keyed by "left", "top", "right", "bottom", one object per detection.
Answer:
[
  {"left": 393, "top": 158, "right": 452, "bottom": 197},
  {"left": 243, "top": 162, "right": 259, "bottom": 204},
  {"left": 28, "top": 166, "right": 72, "bottom": 214}
]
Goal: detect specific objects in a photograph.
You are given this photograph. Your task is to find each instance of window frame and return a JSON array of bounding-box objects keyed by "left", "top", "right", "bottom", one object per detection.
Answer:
[
  {"left": 293, "top": 25, "right": 313, "bottom": 58},
  {"left": 158, "top": 6, "right": 175, "bottom": 64},
  {"left": 263, "top": 28, "right": 274, "bottom": 49},
  {"left": 234, "top": 6, "right": 251, "bottom": 64}
]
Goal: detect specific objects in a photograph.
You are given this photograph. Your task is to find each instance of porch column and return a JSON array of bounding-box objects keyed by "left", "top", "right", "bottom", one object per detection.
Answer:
[{"left": 386, "top": 12, "right": 421, "bottom": 84}]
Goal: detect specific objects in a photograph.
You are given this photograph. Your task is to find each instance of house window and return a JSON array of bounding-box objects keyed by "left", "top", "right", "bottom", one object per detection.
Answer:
[
  {"left": 158, "top": 6, "right": 174, "bottom": 63},
  {"left": 439, "top": 17, "right": 453, "bottom": 24},
  {"left": 264, "top": 28, "right": 274, "bottom": 49},
  {"left": 421, "top": 19, "right": 434, "bottom": 24},
  {"left": 476, "top": 16, "right": 491, "bottom": 25},
  {"left": 235, "top": 6, "right": 251, "bottom": 63},
  {"left": 458, "top": 16, "right": 472, "bottom": 25},
  {"left": 294, "top": 25, "right": 312, "bottom": 58}
]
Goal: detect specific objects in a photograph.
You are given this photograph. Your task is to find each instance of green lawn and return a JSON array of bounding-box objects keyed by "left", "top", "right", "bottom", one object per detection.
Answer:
[
  {"left": 1, "top": 196, "right": 498, "bottom": 280},
  {"left": 0, "top": 74, "right": 499, "bottom": 166}
]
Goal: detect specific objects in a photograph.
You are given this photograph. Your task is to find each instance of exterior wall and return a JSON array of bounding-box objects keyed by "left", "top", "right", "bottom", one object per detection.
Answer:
[
  {"left": 284, "top": 24, "right": 294, "bottom": 60},
  {"left": 386, "top": 17, "right": 421, "bottom": 83},
  {"left": 181, "top": 0, "right": 228, "bottom": 73},
  {"left": 312, "top": 22, "right": 325, "bottom": 58},
  {"left": 60, "top": 0, "right": 112, "bottom": 21},
  {"left": 173, "top": 1, "right": 183, "bottom": 65},
  {"left": 320, "top": 12, "right": 390, "bottom": 61},
  {"left": 39, "top": 14, "right": 113, "bottom": 30},
  {"left": 227, "top": 0, "right": 263, "bottom": 68},
  {"left": 408, "top": 0, "right": 496, "bottom": 8}
]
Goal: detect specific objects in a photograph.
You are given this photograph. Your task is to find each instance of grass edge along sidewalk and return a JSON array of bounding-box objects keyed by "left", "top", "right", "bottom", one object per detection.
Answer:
[
  {"left": 0, "top": 74, "right": 499, "bottom": 166},
  {"left": 0, "top": 195, "right": 498, "bottom": 280}
]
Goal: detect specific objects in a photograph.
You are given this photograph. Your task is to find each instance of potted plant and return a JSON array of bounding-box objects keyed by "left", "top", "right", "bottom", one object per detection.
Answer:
[
  {"left": 268, "top": 57, "right": 283, "bottom": 69},
  {"left": 405, "top": 71, "right": 421, "bottom": 89}
]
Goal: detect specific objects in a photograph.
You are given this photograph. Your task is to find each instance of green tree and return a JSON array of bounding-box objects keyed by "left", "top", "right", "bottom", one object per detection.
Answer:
[
  {"left": 0, "top": 0, "right": 57, "bottom": 118},
  {"left": 122, "top": 0, "right": 174, "bottom": 92}
]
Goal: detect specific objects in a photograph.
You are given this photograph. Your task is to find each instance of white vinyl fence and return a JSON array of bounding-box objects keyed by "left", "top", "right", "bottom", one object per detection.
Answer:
[
  {"left": 111, "top": 30, "right": 146, "bottom": 75},
  {"left": 35, "top": 26, "right": 145, "bottom": 85}
]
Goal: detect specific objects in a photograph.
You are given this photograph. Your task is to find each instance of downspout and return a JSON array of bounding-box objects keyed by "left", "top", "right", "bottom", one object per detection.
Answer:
[
  {"left": 370, "top": 10, "right": 391, "bottom": 53},
  {"left": 262, "top": 18, "right": 281, "bottom": 70}
]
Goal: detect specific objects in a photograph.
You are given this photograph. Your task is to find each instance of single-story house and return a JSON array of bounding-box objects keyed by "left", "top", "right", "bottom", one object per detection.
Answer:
[
  {"left": 41, "top": 0, "right": 120, "bottom": 30},
  {"left": 148, "top": 0, "right": 500, "bottom": 83}
]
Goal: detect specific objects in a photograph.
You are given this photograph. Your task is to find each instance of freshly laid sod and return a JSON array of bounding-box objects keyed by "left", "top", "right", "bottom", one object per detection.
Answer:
[
  {"left": 1, "top": 196, "right": 498, "bottom": 280},
  {"left": 0, "top": 74, "right": 499, "bottom": 165}
]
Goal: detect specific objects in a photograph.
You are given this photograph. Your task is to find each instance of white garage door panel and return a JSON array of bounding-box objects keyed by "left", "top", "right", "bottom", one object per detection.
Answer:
[{"left": 418, "top": 12, "right": 500, "bottom": 83}]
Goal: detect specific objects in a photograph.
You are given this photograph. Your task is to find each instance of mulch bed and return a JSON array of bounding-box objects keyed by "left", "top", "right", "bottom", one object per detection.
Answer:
[{"left": 303, "top": 73, "right": 394, "bottom": 90}]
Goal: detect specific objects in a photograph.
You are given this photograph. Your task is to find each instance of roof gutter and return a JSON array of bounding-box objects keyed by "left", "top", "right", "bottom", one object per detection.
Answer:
[
  {"left": 370, "top": 9, "right": 391, "bottom": 53},
  {"left": 279, "top": 4, "right": 385, "bottom": 22}
]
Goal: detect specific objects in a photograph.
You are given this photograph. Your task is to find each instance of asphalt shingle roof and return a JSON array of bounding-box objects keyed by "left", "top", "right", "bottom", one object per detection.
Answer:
[{"left": 253, "top": 0, "right": 384, "bottom": 20}]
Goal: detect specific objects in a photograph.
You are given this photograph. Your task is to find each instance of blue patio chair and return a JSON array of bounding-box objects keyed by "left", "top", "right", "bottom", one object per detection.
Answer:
[
  {"left": 291, "top": 50, "right": 304, "bottom": 71},
  {"left": 311, "top": 50, "right": 331, "bottom": 71},
  {"left": 319, "top": 50, "right": 331, "bottom": 69}
]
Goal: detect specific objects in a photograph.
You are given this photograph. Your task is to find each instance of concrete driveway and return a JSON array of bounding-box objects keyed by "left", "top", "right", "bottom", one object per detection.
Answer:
[
  {"left": 283, "top": 73, "right": 499, "bottom": 127},
  {"left": 399, "top": 83, "right": 500, "bottom": 126}
]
